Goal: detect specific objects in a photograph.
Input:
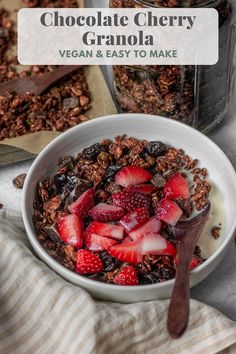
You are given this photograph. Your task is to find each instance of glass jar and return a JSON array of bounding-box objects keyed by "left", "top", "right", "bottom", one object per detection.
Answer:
[{"left": 110, "top": 0, "right": 236, "bottom": 133}]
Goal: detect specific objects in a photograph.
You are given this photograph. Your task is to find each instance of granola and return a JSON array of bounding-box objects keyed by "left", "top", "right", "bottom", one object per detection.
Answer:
[
  {"left": 12, "top": 173, "right": 27, "bottom": 189},
  {"left": 22, "top": 0, "right": 79, "bottom": 7},
  {"left": 0, "top": 2, "right": 91, "bottom": 141},
  {"left": 110, "top": 0, "right": 234, "bottom": 132},
  {"left": 33, "top": 136, "right": 218, "bottom": 286},
  {"left": 211, "top": 226, "right": 221, "bottom": 239},
  {"left": 111, "top": 0, "right": 205, "bottom": 7}
]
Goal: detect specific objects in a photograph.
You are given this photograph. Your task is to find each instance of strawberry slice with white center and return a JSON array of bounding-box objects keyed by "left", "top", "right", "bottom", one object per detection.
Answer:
[
  {"left": 112, "top": 190, "right": 151, "bottom": 212},
  {"left": 115, "top": 166, "right": 152, "bottom": 188},
  {"left": 164, "top": 173, "right": 190, "bottom": 200},
  {"left": 85, "top": 232, "right": 118, "bottom": 252},
  {"left": 109, "top": 240, "right": 142, "bottom": 264},
  {"left": 156, "top": 198, "right": 182, "bottom": 226},
  {"left": 76, "top": 249, "right": 103, "bottom": 274},
  {"left": 68, "top": 188, "right": 95, "bottom": 218},
  {"left": 89, "top": 203, "right": 124, "bottom": 222},
  {"left": 126, "top": 184, "right": 156, "bottom": 194},
  {"left": 58, "top": 214, "right": 83, "bottom": 248},
  {"left": 141, "top": 233, "right": 177, "bottom": 256},
  {"left": 87, "top": 221, "right": 124, "bottom": 240},
  {"left": 129, "top": 217, "right": 162, "bottom": 241},
  {"left": 174, "top": 254, "right": 203, "bottom": 271},
  {"left": 113, "top": 266, "right": 138, "bottom": 286},
  {"left": 120, "top": 207, "right": 150, "bottom": 232},
  {"left": 122, "top": 236, "right": 133, "bottom": 244}
]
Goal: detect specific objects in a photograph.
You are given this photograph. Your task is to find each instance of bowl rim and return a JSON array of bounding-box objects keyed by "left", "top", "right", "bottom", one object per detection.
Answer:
[{"left": 22, "top": 113, "right": 236, "bottom": 291}]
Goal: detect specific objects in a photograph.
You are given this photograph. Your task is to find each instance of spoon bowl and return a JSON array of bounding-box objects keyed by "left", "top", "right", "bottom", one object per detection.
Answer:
[{"left": 0, "top": 65, "right": 81, "bottom": 96}]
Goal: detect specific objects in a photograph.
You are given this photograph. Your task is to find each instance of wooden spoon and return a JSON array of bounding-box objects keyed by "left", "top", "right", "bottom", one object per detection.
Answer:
[
  {"left": 167, "top": 203, "right": 211, "bottom": 339},
  {"left": 0, "top": 65, "right": 82, "bottom": 96}
]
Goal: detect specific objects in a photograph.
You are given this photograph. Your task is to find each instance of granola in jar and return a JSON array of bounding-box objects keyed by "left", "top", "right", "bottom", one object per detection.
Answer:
[{"left": 111, "top": 0, "right": 236, "bottom": 133}]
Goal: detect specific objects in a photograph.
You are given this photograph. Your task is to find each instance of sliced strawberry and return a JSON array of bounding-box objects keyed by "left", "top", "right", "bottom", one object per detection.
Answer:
[
  {"left": 113, "top": 266, "right": 138, "bottom": 286},
  {"left": 112, "top": 190, "right": 151, "bottom": 212},
  {"left": 76, "top": 249, "right": 103, "bottom": 274},
  {"left": 58, "top": 214, "right": 83, "bottom": 248},
  {"left": 109, "top": 240, "right": 142, "bottom": 264},
  {"left": 68, "top": 188, "right": 95, "bottom": 218},
  {"left": 129, "top": 217, "right": 162, "bottom": 241},
  {"left": 87, "top": 221, "right": 124, "bottom": 240},
  {"left": 115, "top": 166, "right": 152, "bottom": 188},
  {"left": 120, "top": 207, "right": 150, "bottom": 232},
  {"left": 164, "top": 173, "right": 190, "bottom": 200},
  {"left": 174, "top": 254, "right": 203, "bottom": 271},
  {"left": 122, "top": 236, "right": 133, "bottom": 244},
  {"left": 85, "top": 232, "right": 118, "bottom": 252},
  {"left": 126, "top": 184, "right": 156, "bottom": 194},
  {"left": 156, "top": 198, "right": 182, "bottom": 226},
  {"left": 141, "top": 233, "right": 177, "bottom": 256},
  {"left": 89, "top": 203, "right": 124, "bottom": 222}
]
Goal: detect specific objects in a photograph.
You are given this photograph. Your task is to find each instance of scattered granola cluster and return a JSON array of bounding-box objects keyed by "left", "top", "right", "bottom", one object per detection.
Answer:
[
  {"left": 12, "top": 173, "right": 27, "bottom": 189},
  {"left": 0, "top": 71, "right": 90, "bottom": 140},
  {"left": 33, "top": 136, "right": 215, "bottom": 285},
  {"left": 211, "top": 226, "right": 221, "bottom": 240},
  {"left": 0, "top": 2, "right": 91, "bottom": 141},
  {"left": 0, "top": 8, "right": 17, "bottom": 81}
]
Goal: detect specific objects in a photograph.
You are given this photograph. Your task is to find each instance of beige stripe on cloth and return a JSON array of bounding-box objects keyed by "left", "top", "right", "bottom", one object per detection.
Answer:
[{"left": 0, "top": 210, "right": 236, "bottom": 354}]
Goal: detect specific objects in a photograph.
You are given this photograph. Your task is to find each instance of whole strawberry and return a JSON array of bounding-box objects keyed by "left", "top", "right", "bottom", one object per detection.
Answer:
[
  {"left": 76, "top": 249, "right": 103, "bottom": 274},
  {"left": 113, "top": 266, "right": 138, "bottom": 286}
]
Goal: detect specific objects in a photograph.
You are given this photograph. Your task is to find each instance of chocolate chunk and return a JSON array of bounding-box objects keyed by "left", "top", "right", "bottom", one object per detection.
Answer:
[
  {"left": 58, "top": 156, "right": 75, "bottom": 170},
  {"left": 12, "top": 173, "right": 27, "bottom": 189},
  {"left": 63, "top": 97, "right": 79, "bottom": 110},
  {"left": 151, "top": 174, "right": 166, "bottom": 188},
  {"left": 211, "top": 226, "right": 221, "bottom": 239},
  {"left": 44, "top": 224, "right": 61, "bottom": 243},
  {"left": 74, "top": 179, "right": 93, "bottom": 198}
]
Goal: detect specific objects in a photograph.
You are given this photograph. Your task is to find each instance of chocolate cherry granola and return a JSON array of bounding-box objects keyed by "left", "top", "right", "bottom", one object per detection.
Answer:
[
  {"left": 0, "top": 2, "right": 91, "bottom": 141},
  {"left": 110, "top": 0, "right": 235, "bottom": 133},
  {"left": 33, "top": 136, "right": 213, "bottom": 286}
]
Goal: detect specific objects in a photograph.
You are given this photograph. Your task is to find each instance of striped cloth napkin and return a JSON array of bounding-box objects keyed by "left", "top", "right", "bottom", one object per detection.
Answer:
[{"left": 1, "top": 209, "right": 236, "bottom": 354}]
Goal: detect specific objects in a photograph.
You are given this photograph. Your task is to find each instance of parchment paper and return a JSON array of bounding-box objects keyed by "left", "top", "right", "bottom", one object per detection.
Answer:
[{"left": 0, "top": 0, "right": 117, "bottom": 156}]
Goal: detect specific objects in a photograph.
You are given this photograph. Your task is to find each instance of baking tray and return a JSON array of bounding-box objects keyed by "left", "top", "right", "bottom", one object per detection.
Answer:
[{"left": 0, "top": 0, "right": 116, "bottom": 166}]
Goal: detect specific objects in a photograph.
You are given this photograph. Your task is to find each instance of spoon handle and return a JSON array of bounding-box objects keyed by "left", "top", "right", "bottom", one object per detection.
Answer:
[
  {"left": 167, "top": 242, "right": 192, "bottom": 339},
  {"left": 33, "top": 65, "right": 82, "bottom": 95}
]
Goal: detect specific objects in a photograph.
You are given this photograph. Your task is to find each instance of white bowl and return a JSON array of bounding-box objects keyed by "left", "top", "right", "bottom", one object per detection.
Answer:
[{"left": 22, "top": 114, "right": 236, "bottom": 303}]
